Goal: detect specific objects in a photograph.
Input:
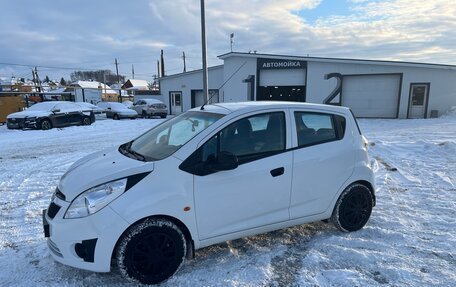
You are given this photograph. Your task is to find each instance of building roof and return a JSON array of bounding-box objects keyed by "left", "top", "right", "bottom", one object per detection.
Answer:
[
  {"left": 70, "top": 80, "right": 117, "bottom": 94},
  {"left": 218, "top": 52, "right": 456, "bottom": 70},
  {"left": 122, "top": 79, "right": 149, "bottom": 90}
]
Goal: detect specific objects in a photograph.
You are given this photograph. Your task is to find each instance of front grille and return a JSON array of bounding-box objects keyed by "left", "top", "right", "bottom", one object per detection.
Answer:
[
  {"left": 55, "top": 188, "right": 66, "bottom": 201},
  {"left": 7, "top": 118, "right": 25, "bottom": 124},
  {"left": 47, "top": 202, "right": 61, "bottom": 219},
  {"left": 47, "top": 239, "right": 63, "bottom": 257}
]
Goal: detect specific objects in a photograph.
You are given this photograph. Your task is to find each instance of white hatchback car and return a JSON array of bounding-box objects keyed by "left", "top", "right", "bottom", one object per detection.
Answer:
[{"left": 43, "top": 102, "right": 375, "bottom": 285}]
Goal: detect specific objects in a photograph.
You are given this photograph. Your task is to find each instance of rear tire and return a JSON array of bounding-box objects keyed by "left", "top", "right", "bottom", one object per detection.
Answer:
[
  {"left": 113, "top": 114, "right": 120, "bottom": 120},
  {"left": 116, "top": 218, "right": 186, "bottom": 285},
  {"left": 331, "top": 183, "right": 373, "bottom": 232},
  {"left": 160, "top": 115, "right": 166, "bottom": 119},
  {"left": 82, "top": 116, "right": 91, "bottom": 126},
  {"left": 40, "top": 119, "right": 52, "bottom": 130}
]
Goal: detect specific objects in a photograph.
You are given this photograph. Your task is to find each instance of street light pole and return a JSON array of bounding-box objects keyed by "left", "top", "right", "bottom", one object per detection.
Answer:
[{"left": 200, "top": 0, "right": 209, "bottom": 103}]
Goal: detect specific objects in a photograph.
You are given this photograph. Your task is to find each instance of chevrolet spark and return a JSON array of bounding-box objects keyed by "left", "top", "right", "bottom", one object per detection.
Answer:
[{"left": 43, "top": 102, "right": 375, "bottom": 285}]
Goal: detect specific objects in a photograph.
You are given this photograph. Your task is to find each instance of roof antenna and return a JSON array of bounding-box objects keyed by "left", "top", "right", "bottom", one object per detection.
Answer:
[{"left": 201, "top": 61, "right": 247, "bottom": 110}]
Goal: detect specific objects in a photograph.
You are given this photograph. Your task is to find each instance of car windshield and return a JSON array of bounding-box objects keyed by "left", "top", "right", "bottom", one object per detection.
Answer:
[
  {"left": 27, "top": 102, "right": 57, "bottom": 111},
  {"left": 122, "top": 111, "right": 224, "bottom": 161},
  {"left": 144, "top": 99, "right": 162, "bottom": 104},
  {"left": 110, "top": 102, "right": 128, "bottom": 109}
]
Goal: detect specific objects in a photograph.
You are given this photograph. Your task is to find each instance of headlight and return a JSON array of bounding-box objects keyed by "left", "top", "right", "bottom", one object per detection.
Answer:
[{"left": 64, "top": 178, "right": 127, "bottom": 219}]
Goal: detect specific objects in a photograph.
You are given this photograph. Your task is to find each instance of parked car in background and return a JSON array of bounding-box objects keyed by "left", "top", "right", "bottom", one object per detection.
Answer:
[
  {"left": 76, "top": 102, "right": 105, "bottom": 115},
  {"left": 97, "top": 102, "right": 138, "bottom": 120},
  {"left": 131, "top": 98, "right": 167, "bottom": 118},
  {"left": 43, "top": 102, "right": 375, "bottom": 284},
  {"left": 7, "top": 101, "right": 94, "bottom": 130}
]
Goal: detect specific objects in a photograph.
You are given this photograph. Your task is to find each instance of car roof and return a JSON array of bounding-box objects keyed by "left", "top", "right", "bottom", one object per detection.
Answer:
[{"left": 189, "top": 101, "right": 351, "bottom": 115}]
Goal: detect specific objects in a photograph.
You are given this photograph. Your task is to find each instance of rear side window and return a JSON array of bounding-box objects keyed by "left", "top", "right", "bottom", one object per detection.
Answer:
[{"left": 294, "top": 112, "right": 346, "bottom": 147}]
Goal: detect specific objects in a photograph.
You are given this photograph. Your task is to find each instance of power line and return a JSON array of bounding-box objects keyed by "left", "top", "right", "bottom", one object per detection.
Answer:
[{"left": 0, "top": 62, "right": 102, "bottom": 71}]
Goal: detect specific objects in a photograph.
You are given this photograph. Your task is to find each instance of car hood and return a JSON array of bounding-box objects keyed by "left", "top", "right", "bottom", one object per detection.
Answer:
[
  {"left": 58, "top": 147, "right": 154, "bottom": 201},
  {"left": 7, "top": 110, "right": 50, "bottom": 119}
]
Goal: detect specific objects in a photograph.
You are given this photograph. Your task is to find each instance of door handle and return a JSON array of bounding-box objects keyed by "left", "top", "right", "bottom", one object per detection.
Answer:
[{"left": 270, "top": 167, "right": 284, "bottom": 177}]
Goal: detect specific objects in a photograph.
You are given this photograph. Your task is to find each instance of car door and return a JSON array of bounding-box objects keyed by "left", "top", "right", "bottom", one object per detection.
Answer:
[
  {"left": 190, "top": 111, "right": 293, "bottom": 240},
  {"left": 132, "top": 100, "right": 143, "bottom": 114},
  {"left": 64, "top": 103, "right": 83, "bottom": 125},
  {"left": 49, "top": 103, "right": 69, "bottom": 127},
  {"left": 104, "top": 104, "right": 114, "bottom": 118},
  {"left": 289, "top": 110, "right": 355, "bottom": 219}
]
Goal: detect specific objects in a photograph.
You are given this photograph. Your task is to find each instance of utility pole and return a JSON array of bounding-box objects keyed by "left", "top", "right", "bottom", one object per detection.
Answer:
[
  {"left": 103, "top": 73, "right": 108, "bottom": 103},
  {"left": 230, "top": 33, "right": 234, "bottom": 52},
  {"left": 31, "top": 69, "right": 36, "bottom": 102},
  {"left": 157, "top": 60, "right": 160, "bottom": 78},
  {"left": 114, "top": 58, "right": 121, "bottom": 102},
  {"left": 115, "top": 58, "right": 120, "bottom": 84},
  {"left": 200, "top": 0, "right": 209, "bottom": 102},
  {"left": 160, "top": 50, "right": 165, "bottom": 77},
  {"left": 182, "top": 51, "right": 187, "bottom": 73},
  {"left": 132, "top": 64, "right": 135, "bottom": 79}
]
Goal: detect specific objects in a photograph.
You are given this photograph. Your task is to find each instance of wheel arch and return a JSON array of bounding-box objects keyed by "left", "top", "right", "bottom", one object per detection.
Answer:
[
  {"left": 38, "top": 117, "right": 53, "bottom": 129},
  {"left": 351, "top": 180, "right": 376, "bottom": 206},
  {"left": 111, "top": 214, "right": 195, "bottom": 262}
]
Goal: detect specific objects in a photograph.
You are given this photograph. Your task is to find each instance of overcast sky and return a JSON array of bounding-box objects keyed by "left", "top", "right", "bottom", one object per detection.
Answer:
[{"left": 0, "top": 0, "right": 455, "bottom": 81}]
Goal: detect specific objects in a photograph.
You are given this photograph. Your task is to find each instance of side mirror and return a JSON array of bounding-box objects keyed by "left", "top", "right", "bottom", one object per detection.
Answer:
[
  {"left": 107, "top": 107, "right": 112, "bottom": 110},
  {"left": 52, "top": 108, "right": 60, "bottom": 113},
  {"left": 212, "top": 151, "right": 238, "bottom": 171}
]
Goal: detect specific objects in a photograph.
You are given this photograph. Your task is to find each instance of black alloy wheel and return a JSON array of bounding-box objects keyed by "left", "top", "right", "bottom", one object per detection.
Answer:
[
  {"left": 40, "top": 119, "right": 52, "bottom": 130},
  {"left": 117, "top": 218, "right": 186, "bottom": 285},
  {"left": 332, "top": 184, "right": 373, "bottom": 232}
]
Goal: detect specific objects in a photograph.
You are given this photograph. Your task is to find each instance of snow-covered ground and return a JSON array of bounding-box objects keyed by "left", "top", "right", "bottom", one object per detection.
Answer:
[{"left": 0, "top": 115, "right": 455, "bottom": 287}]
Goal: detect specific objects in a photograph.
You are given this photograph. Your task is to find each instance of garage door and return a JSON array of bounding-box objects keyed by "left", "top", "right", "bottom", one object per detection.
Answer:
[{"left": 341, "top": 74, "right": 401, "bottom": 118}]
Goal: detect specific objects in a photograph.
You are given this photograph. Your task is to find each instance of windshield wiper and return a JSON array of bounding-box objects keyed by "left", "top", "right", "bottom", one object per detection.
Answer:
[{"left": 119, "top": 141, "right": 146, "bottom": 161}]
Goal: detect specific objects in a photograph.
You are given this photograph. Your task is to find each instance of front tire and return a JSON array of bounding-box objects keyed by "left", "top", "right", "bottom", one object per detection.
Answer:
[
  {"left": 40, "top": 119, "right": 52, "bottom": 130},
  {"left": 331, "top": 183, "right": 373, "bottom": 232},
  {"left": 142, "top": 111, "right": 149, "bottom": 119},
  {"left": 116, "top": 218, "right": 186, "bottom": 285},
  {"left": 113, "top": 114, "right": 120, "bottom": 120}
]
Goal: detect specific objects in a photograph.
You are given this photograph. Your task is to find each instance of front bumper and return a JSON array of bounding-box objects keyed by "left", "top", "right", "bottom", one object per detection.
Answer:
[
  {"left": 42, "top": 195, "right": 130, "bottom": 272},
  {"left": 7, "top": 118, "right": 37, "bottom": 129},
  {"left": 145, "top": 109, "right": 167, "bottom": 117},
  {"left": 119, "top": 113, "right": 137, "bottom": 119}
]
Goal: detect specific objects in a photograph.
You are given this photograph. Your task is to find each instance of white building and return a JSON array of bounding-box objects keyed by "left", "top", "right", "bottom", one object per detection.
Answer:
[
  {"left": 66, "top": 80, "right": 118, "bottom": 103},
  {"left": 159, "top": 52, "right": 456, "bottom": 118}
]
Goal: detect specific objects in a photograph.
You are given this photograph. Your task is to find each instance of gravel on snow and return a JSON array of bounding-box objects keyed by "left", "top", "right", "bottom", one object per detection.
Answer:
[{"left": 0, "top": 115, "right": 455, "bottom": 287}]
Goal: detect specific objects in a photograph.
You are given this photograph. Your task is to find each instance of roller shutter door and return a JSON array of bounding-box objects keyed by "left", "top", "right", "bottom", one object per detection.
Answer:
[{"left": 341, "top": 74, "right": 401, "bottom": 118}]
